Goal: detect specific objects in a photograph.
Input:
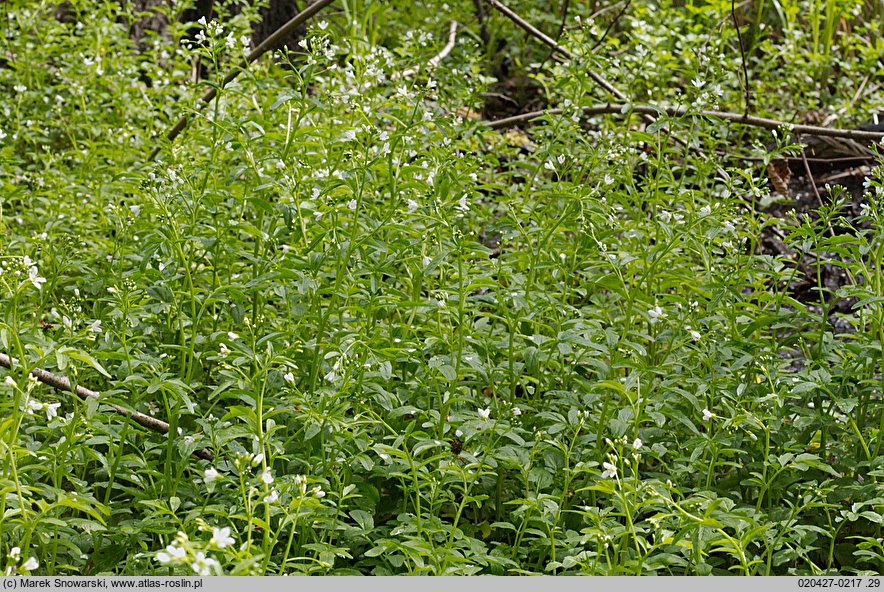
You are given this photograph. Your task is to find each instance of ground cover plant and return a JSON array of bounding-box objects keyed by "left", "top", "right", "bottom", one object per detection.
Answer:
[{"left": 1, "top": 0, "right": 883, "bottom": 576}]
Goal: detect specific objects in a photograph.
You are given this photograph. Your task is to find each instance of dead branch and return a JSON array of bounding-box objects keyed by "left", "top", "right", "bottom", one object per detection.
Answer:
[
  {"left": 429, "top": 21, "right": 459, "bottom": 69},
  {"left": 589, "top": 0, "right": 631, "bottom": 52},
  {"left": 0, "top": 353, "right": 214, "bottom": 462},
  {"left": 731, "top": 0, "right": 752, "bottom": 115},
  {"left": 484, "top": 102, "right": 884, "bottom": 144},
  {"left": 147, "top": 0, "right": 337, "bottom": 162},
  {"left": 396, "top": 20, "right": 459, "bottom": 79},
  {"left": 484, "top": 0, "right": 629, "bottom": 103}
]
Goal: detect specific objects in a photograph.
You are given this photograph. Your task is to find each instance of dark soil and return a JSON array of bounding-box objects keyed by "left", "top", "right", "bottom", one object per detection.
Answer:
[
  {"left": 481, "top": 72, "right": 547, "bottom": 120},
  {"left": 479, "top": 71, "right": 884, "bottom": 327},
  {"left": 757, "top": 144, "right": 880, "bottom": 330}
]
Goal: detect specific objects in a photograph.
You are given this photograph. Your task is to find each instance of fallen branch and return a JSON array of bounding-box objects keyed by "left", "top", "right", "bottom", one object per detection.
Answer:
[
  {"left": 147, "top": 0, "right": 337, "bottom": 162},
  {"left": 589, "top": 0, "right": 631, "bottom": 53},
  {"left": 396, "top": 20, "right": 458, "bottom": 79},
  {"left": 484, "top": 102, "right": 884, "bottom": 143},
  {"left": 0, "top": 353, "right": 214, "bottom": 462},
  {"left": 482, "top": 0, "right": 884, "bottom": 153},
  {"left": 429, "top": 21, "right": 459, "bottom": 69},
  {"left": 485, "top": 0, "right": 628, "bottom": 103}
]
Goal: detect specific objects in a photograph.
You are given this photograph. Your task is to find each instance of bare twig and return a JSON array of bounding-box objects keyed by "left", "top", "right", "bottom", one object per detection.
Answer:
[
  {"left": 147, "top": 0, "right": 337, "bottom": 162},
  {"left": 799, "top": 146, "right": 828, "bottom": 227},
  {"left": 797, "top": 145, "right": 857, "bottom": 291},
  {"left": 731, "top": 0, "right": 752, "bottom": 115},
  {"left": 0, "top": 353, "right": 214, "bottom": 462},
  {"left": 484, "top": 102, "right": 884, "bottom": 143},
  {"left": 428, "top": 21, "right": 459, "bottom": 69},
  {"left": 484, "top": 0, "right": 629, "bottom": 103},
  {"left": 718, "top": 150, "right": 878, "bottom": 164},
  {"left": 395, "top": 21, "right": 459, "bottom": 79},
  {"left": 590, "top": 0, "right": 631, "bottom": 52},
  {"left": 472, "top": 0, "right": 490, "bottom": 47},
  {"left": 538, "top": 0, "right": 571, "bottom": 69}
]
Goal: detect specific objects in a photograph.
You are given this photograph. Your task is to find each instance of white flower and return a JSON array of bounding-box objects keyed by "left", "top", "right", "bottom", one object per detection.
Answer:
[
  {"left": 702, "top": 408, "right": 715, "bottom": 421},
  {"left": 89, "top": 320, "right": 102, "bottom": 333},
  {"left": 190, "top": 552, "right": 218, "bottom": 576},
  {"left": 457, "top": 194, "right": 470, "bottom": 212},
  {"left": 219, "top": 343, "right": 230, "bottom": 357},
  {"left": 28, "top": 265, "right": 46, "bottom": 290},
  {"left": 340, "top": 129, "right": 357, "bottom": 142},
  {"left": 44, "top": 402, "right": 61, "bottom": 420},
  {"left": 604, "top": 174, "right": 614, "bottom": 185},
  {"left": 601, "top": 461, "right": 617, "bottom": 479},
  {"left": 406, "top": 199, "right": 419, "bottom": 213},
  {"left": 22, "top": 557, "right": 38, "bottom": 571},
  {"left": 26, "top": 399, "right": 42, "bottom": 414},
  {"left": 264, "top": 489, "right": 279, "bottom": 504},
  {"left": 227, "top": 331, "right": 239, "bottom": 340},
  {"left": 157, "top": 545, "right": 187, "bottom": 565},
  {"left": 347, "top": 199, "right": 357, "bottom": 210},
  {"left": 690, "top": 330, "right": 701, "bottom": 341},
  {"left": 512, "top": 407, "right": 522, "bottom": 417},
  {"left": 251, "top": 453, "right": 264, "bottom": 465},
  {"left": 632, "top": 438, "right": 642, "bottom": 450},
  {"left": 210, "top": 527, "right": 234, "bottom": 549},
  {"left": 478, "top": 407, "right": 491, "bottom": 420},
  {"left": 312, "top": 486, "right": 326, "bottom": 498},
  {"left": 260, "top": 468, "right": 274, "bottom": 484},
  {"left": 4, "top": 376, "right": 16, "bottom": 387},
  {"left": 9, "top": 547, "right": 20, "bottom": 561},
  {"left": 204, "top": 468, "right": 220, "bottom": 483},
  {"left": 283, "top": 372, "right": 295, "bottom": 384},
  {"left": 648, "top": 305, "right": 666, "bottom": 324}
]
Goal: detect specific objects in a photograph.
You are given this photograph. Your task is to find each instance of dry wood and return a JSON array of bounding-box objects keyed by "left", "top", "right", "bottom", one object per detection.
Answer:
[
  {"left": 0, "top": 353, "right": 214, "bottom": 462},
  {"left": 482, "top": 0, "right": 883, "bottom": 148},
  {"left": 485, "top": 103, "right": 884, "bottom": 144},
  {"left": 148, "top": 0, "right": 336, "bottom": 161},
  {"left": 485, "top": 0, "right": 628, "bottom": 103},
  {"left": 396, "top": 20, "right": 459, "bottom": 79}
]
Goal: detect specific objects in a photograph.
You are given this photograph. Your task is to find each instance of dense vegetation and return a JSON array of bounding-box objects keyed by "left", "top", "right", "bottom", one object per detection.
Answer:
[{"left": 1, "top": 0, "right": 883, "bottom": 576}]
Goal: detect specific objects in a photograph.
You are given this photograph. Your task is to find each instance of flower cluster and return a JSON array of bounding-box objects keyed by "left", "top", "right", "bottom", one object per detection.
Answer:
[
  {"left": 24, "top": 397, "right": 61, "bottom": 420},
  {"left": 0, "top": 256, "right": 46, "bottom": 293},
  {"left": 3, "top": 547, "right": 39, "bottom": 575},
  {"left": 155, "top": 531, "right": 224, "bottom": 576},
  {"left": 4, "top": 374, "right": 62, "bottom": 421}
]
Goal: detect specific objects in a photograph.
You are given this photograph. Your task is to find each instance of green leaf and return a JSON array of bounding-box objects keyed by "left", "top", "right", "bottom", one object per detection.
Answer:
[{"left": 66, "top": 349, "right": 112, "bottom": 378}]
